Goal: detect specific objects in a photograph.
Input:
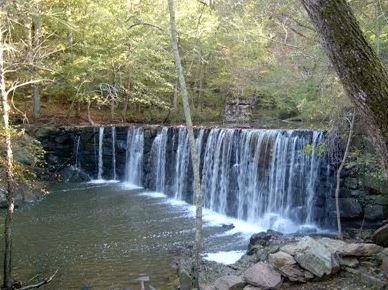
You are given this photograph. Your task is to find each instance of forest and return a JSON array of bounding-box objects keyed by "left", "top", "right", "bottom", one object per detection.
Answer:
[
  {"left": 0, "top": 0, "right": 384, "bottom": 125},
  {"left": 0, "top": 0, "right": 387, "bottom": 289}
]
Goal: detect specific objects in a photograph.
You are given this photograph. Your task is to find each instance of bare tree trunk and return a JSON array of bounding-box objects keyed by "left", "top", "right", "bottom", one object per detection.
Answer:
[
  {"left": 29, "top": 8, "right": 41, "bottom": 119},
  {"left": 0, "top": 2, "right": 15, "bottom": 287},
  {"left": 335, "top": 109, "right": 355, "bottom": 239},
  {"left": 173, "top": 80, "right": 178, "bottom": 111},
  {"left": 301, "top": 0, "right": 388, "bottom": 177},
  {"left": 32, "top": 84, "right": 40, "bottom": 119},
  {"left": 167, "top": 0, "right": 202, "bottom": 288}
]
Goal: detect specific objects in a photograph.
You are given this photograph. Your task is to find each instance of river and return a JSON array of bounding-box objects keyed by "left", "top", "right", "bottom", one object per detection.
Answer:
[{"left": 4, "top": 182, "right": 252, "bottom": 289}]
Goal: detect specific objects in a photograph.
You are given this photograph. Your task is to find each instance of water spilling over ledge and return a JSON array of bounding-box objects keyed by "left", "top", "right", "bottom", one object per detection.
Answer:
[{"left": 43, "top": 125, "right": 335, "bottom": 232}]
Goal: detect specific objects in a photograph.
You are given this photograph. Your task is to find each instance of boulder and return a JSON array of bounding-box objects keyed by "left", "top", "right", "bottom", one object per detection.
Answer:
[
  {"left": 383, "top": 257, "right": 388, "bottom": 279},
  {"left": 268, "top": 252, "right": 296, "bottom": 269},
  {"left": 317, "top": 237, "right": 346, "bottom": 254},
  {"left": 213, "top": 275, "right": 246, "bottom": 290},
  {"left": 344, "top": 178, "right": 358, "bottom": 189},
  {"left": 364, "top": 205, "right": 385, "bottom": 221},
  {"left": 243, "top": 286, "right": 262, "bottom": 290},
  {"left": 341, "top": 243, "right": 383, "bottom": 256},
  {"left": 372, "top": 223, "right": 388, "bottom": 247},
  {"left": 339, "top": 198, "right": 362, "bottom": 219},
  {"left": 243, "top": 262, "right": 282, "bottom": 289},
  {"left": 268, "top": 251, "right": 310, "bottom": 283},
  {"left": 339, "top": 257, "right": 359, "bottom": 268},
  {"left": 179, "top": 268, "right": 192, "bottom": 290},
  {"left": 281, "top": 237, "right": 340, "bottom": 278},
  {"left": 249, "top": 231, "right": 282, "bottom": 249},
  {"left": 318, "top": 237, "right": 382, "bottom": 257}
]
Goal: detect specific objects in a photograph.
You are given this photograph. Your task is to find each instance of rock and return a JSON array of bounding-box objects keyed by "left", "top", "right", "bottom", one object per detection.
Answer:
[
  {"left": 339, "top": 257, "right": 359, "bottom": 268},
  {"left": 364, "top": 204, "right": 385, "bottom": 221},
  {"left": 317, "top": 237, "right": 346, "bottom": 254},
  {"left": 249, "top": 230, "right": 283, "bottom": 247},
  {"left": 243, "top": 286, "right": 262, "bottom": 290},
  {"left": 243, "top": 262, "right": 282, "bottom": 289},
  {"left": 344, "top": 178, "right": 358, "bottom": 189},
  {"left": 213, "top": 275, "right": 246, "bottom": 290},
  {"left": 382, "top": 257, "right": 388, "bottom": 279},
  {"left": 179, "top": 268, "right": 192, "bottom": 290},
  {"left": 269, "top": 251, "right": 310, "bottom": 283},
  {"left": 268, "top": 252, "right": 296, "bottom": 269},
  {"left": 222, "top": 224, "right": 235, "bottom": 230},
  {"left": 372, "top": 223, "right": 388, "bottom": 247},
  {"left": 318, "top": 237, "right": 382, "bottom": 257},
  {"left": 281, "top": 237, "right": 340, "bottom": 278},
  {"left": 277, "top": 264, "right": 311, "bottom": 283},
  {"left": 365, "top": 195, "right": 388, "bottom": 206},
  {"left": 349, "top": 190, "right": 368, "bottom": 197},
  {"left": 341, "top": 243, "right": 383, "bottom": 256},
  {"left": 339, "top": 198, "right": 362, "bottom": 219}
]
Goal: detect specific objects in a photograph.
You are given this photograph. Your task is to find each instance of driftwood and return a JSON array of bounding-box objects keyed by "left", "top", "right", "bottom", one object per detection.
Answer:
[{"left": 19, "top": 269, "right": 58, "bottom": 290}]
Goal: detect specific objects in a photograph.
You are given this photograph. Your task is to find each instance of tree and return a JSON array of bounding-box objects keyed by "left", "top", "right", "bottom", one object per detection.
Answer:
[
  {"left": 301, "top": 0, "right": 388, "bottom": 177},
  {"left": 334, "top": 109, "right": 355, "bottom": 238},
  {"left": 167, "top": 0, "right": 203, "bottom": 288},
  {"left": 0, "top": 1, "right": 16, "bottom": 287}
]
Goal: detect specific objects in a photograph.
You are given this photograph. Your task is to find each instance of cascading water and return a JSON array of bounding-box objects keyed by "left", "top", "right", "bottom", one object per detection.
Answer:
[
  {"left": 150, "top": 127, "right": 168, "bottom": 192},
  {"left": 148, "top": 127, "right": 330, "bottom": 230},
  {"left": 111, "top": 127, "right": 117, "bottom": 180},
  {"left": 97, "top": 127, "right": 104, "bottom": 180},
  {"left": 124, "top": 127, "right": 144, "bottom": 185},
  {"left": 74, "top": 135, "right": 81, "bottom": 168},
  {"left": 173, "top": 128, "right": 190, "bottom": 200},
  {"left": 73, "top": 125, "right": 331, "bottom": 231}
]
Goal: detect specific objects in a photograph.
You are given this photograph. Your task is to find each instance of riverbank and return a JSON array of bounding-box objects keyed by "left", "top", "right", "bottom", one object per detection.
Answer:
[{"left": 178, "top": 230, "right": 388, "bottom": 290}]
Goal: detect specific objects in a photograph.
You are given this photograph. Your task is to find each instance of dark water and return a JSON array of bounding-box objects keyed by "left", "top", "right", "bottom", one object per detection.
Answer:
[{"left": 1, "top": 183, "right": 247, "bottom": 289}]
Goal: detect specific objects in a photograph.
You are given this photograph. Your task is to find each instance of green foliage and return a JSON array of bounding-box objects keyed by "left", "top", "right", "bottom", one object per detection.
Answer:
[
  {"left": 3, "top": 0, "right": 387, "bottom": 124},
  {"left": 347, "top": 150, "right": 386, "bottom": 183},
  {"left": 303, "top": 143, "right": 327, "bottom": 157}
]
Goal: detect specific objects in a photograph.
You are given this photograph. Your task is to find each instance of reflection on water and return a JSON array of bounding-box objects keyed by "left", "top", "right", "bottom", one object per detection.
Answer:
[{"left": 1, "top": 183, "right": 247, "bottom": 289}]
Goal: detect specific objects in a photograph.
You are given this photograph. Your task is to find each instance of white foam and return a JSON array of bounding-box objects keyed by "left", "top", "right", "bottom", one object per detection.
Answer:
[
  {"left": 140, "top": 191, "right": 167, "bottom": 198},
  {"left": 87, "top": 179, "right": 120, "bottom": 184},
  {"left": 135, "top": 191, "right": 324, "bottom": 236},
  {"left": 204, "top": 250, "right": 245, "bottom": 265},
  {"left": 120, "top": 182, "right": 143, "bottom": 190}
]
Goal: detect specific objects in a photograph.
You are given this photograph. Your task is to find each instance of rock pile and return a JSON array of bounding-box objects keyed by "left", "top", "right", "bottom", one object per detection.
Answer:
[{"left": 201, "top": 234, "right": 386, "bottom": 290}]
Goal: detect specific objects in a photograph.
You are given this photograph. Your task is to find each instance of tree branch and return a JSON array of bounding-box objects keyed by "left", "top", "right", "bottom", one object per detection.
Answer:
[{"left": 20, "top": 269, "right": 59, "bottom": 290}]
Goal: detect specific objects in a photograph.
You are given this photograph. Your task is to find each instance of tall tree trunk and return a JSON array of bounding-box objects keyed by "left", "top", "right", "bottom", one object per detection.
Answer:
[
  {"left": 30, "top": 8, "right": 41, "bottom": 119},
  {"left": 301, "top": 0, "right": 388, "bottom": 177},
  {"left": 167, "top": 0, "right": 203, "bottom": 288},
  {"left": 173, "top": 80, "right": 178, "bottom": 111},
  {"left": 0, "top": 1, "right": 15, "bottom": 288},
  {"left": 32, "top": 84, "right": 40, "bottom": 119}
]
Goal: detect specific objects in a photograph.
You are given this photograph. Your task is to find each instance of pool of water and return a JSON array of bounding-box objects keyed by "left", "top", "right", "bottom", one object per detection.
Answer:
[{"left": 1, "top": 182, "right": 251, "bottom": 289}]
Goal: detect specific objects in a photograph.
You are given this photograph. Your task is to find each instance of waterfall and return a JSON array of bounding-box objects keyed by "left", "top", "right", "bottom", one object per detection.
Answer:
[
  {"left": 74, "top": 125, "right": 330, "bottom": 229},
  {"left": 74, "top": 135, "right": 81, "bottom": 168},
  {"left": 173, "top": 128, "right": 190, "bottom": 200},
  {"left": 148, "top": 127, "right": 329, "bottom": 229},
  {"left": 124, "top": 127, "right": 144, "bottom": 185},
  {"left": 97, "top": 127, "right": 104, "bottom": 180},
  {"left": 150, "top": 127, "right": 168, "bottom": 192},
  {"left": 112, "top": 127, "right": 117, "bottom": 180}
]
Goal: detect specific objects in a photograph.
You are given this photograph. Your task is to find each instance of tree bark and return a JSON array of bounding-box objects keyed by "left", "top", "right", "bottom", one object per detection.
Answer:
[
  {"left": 301, "top": 0, "right": 388, "bottom": 177},
  {"left": 167, "top": 0, "right": 203, "bottom": 288},
  {"left": 0, "top": 1, "right": 15, "bottom": 288}
]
